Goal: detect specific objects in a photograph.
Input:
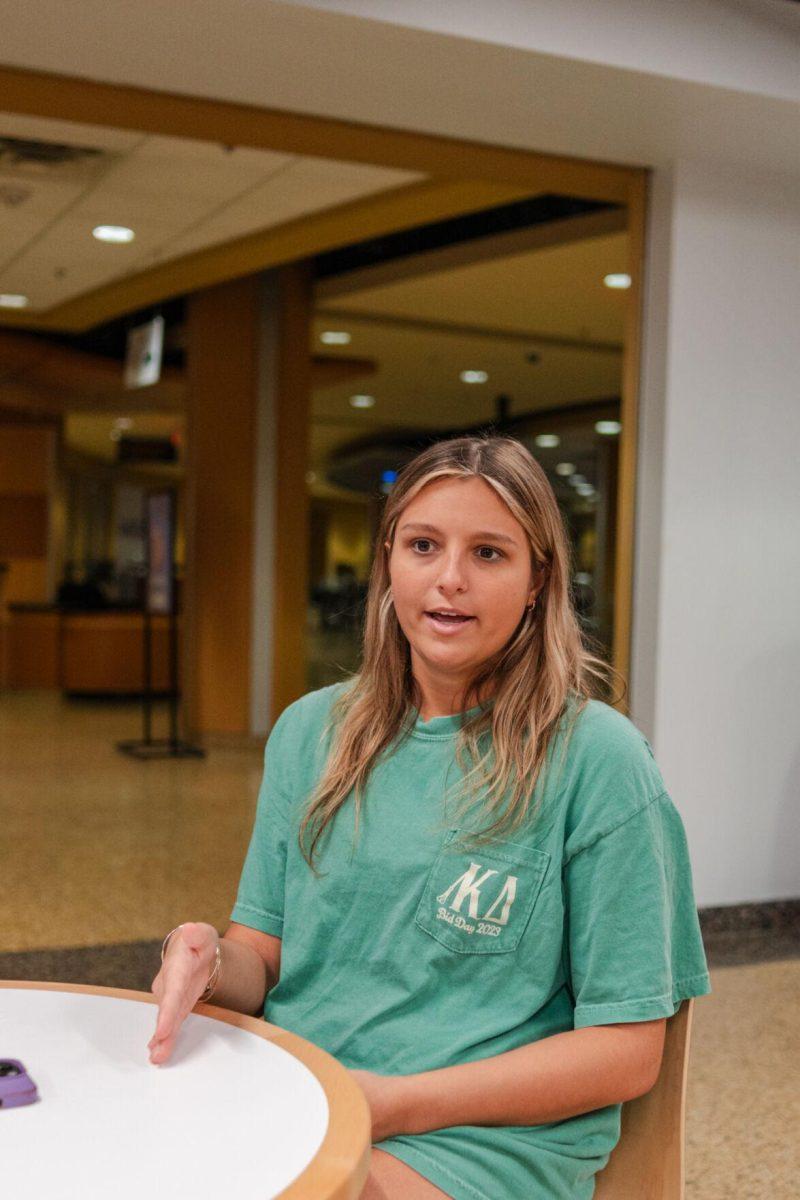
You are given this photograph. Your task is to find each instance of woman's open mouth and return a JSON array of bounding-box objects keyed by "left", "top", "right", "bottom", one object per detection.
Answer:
[{"left": 424, "top": 611, "right": 476, "bottom": 633}]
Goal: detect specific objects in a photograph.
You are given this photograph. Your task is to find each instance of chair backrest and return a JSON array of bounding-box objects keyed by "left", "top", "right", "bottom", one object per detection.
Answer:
[{"left": 593, "top": 998, "right": 695, "bottom": 1200}]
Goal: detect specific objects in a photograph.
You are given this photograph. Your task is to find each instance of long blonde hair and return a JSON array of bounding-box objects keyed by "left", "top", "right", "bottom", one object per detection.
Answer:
[{"left": 298, "top": 434, "right": 622, "bottom": 873}]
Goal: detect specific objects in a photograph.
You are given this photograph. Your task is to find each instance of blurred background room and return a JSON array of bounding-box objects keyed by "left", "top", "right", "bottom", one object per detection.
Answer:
[{"left": 1, "top": 3, "right": 798, "bottom": 1194}]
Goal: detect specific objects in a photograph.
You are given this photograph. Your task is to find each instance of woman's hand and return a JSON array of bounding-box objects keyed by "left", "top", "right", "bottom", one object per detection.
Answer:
[
  {"left": 148, "top": 922, "right": 218, "bottom": 1065},
  {"left": 348, "top": 1068, "right": 411, "bottom": 1142}
]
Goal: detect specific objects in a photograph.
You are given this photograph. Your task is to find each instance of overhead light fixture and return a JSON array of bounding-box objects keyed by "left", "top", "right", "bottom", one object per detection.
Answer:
[
  {"left": 555, "top": 462, "right": 576, "bottom": 476},
  {"left": 595, "top": 420, "right": 622, "bottom": 435},
  {"left": 114, "top": 417, "right": 133, "bottom": 431},
  {"left": 603, "top": 273, "right": 631, "bottom": 289},
  {"left": 568, "top": 474, "right": 587, "bottom": 486},
  {"left": 320, "top": 331, "right": 351, "bottom": 345},
  {"left": 534, "top": 434, "right": 560, "bottom": 449},
  {"left": 0, "top": 293, "right": 29, "bottom": 308},
  {"left": 93, "top": 225, "right": 135, "bottom": 243},
  {"left": 350, "top": 394, "right": 375, "bottom": 408},
  {"left": 460, "top": 370, "right": 488, "bottom": 384}
]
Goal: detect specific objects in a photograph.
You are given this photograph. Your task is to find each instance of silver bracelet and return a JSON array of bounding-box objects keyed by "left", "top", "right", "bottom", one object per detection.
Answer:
[
  {"left": 199, "top": 942, "right": 222, "bottom": 1003},
  {"left": 160, "top": 924, "right": 222, "bottom": 1003},
  {"left": 160, "top": 923, "right": 184, "bottom": 962}
]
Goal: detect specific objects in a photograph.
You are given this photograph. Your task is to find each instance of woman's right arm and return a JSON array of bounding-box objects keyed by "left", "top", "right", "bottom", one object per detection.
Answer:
[{"left": 148, "top": 920, "right": 282, "bottom": 1065}]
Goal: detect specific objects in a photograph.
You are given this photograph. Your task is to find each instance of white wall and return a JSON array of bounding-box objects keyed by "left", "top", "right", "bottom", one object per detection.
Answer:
[
  {"left": 4, "top": 1, "right": 798, "bottom": 177},
  {"left": 633, "top": 158, "right": 800, "bottom": 907},
  {"left": 286, "top": 0, "right": 800, "bottom": 102}
]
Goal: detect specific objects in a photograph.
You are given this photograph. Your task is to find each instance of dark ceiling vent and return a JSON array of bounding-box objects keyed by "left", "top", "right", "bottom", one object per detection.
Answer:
[
  {"left": 0, "top": 135, "right": 103, "bottom": 168},
  {"left": 0, "top": 136, "right": 108, "bottom": 184}
]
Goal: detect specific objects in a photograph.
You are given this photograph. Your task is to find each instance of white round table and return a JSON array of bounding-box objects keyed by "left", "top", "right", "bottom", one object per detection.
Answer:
[{"left": 0, "top": 982, "right": 371, "bottom": 1200}]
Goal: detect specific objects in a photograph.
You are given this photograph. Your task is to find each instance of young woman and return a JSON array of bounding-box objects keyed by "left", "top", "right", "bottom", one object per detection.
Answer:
[{"left": 149, "top": 435, "right": 711, "bottom": 1200}]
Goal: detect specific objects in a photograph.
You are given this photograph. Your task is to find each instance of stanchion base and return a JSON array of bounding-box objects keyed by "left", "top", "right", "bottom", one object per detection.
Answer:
[{"left": 116, "top": 739, "right": 206, "bottom": 760}]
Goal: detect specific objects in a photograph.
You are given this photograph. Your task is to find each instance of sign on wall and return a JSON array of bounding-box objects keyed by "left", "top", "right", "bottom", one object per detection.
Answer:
[{"left": 124, "top": 315, "right": 164, "bottom": 389}]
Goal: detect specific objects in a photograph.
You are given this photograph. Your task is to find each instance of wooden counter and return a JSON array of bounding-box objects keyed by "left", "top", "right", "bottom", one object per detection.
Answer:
[
  {"left": 3, "top": 606, "right": 181, "bottom": 694},
  {"left": 3, "top": 605, "right": 60, "bottom": 688}
]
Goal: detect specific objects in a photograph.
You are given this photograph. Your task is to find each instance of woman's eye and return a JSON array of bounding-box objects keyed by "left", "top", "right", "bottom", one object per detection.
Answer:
[{"left": 409, "top": 539, "right": 502, "bottom": 561}]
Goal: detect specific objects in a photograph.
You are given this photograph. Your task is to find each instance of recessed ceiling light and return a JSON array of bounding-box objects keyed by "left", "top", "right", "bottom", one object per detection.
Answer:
[
  {"left": 569, "top": 474, "right": 587, "bottom": 486},
  {"left": 350, "top": 394, "right": 375, "bottom": 408},
  {"left": 555, "top": 462, "right": 576, "bottom": 476},
  {"left": 535, "top": 434, "right": 560, "bottom": 449},
  {"left": 0, "top": 293, "right": 29, "bottom": 308},
  {"left": 576, "top": 484, "right": 595, "bottom": 496},
  {"left": 595, "top": 420, "right": 622, "bottom": 435},
  {"left": 114, "top": 417, "right": 133, "bottom": 431},
  {"left": 603, "top": 273, "right": 631, "bottom": 289},
  {"left": 320, "top": 330, "right": 351, "bottom": 345},
  {"left": 460, "top": 370, "right": 488, "bottom": 384},
  {"left": 93, "top": 225, "right": 135, "bottom": 244}
]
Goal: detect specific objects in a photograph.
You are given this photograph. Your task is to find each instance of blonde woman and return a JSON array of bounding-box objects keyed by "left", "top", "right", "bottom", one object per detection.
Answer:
[{"left": 149, "top": 435, "right": 711, "bottom": 1200}]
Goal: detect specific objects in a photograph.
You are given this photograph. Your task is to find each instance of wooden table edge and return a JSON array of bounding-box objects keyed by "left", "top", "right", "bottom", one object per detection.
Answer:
[{"left": 0, "top": 980, "right": 372, "bottom": 1200}]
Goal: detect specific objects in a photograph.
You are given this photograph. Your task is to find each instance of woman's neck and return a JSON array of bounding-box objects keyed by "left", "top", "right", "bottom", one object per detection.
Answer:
[{"left": 414, "top": 678, "right": 493, "bottom": 722}]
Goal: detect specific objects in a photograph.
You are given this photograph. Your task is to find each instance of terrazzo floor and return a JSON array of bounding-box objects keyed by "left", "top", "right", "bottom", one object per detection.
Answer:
[{"left": 1, "top": 690, "right": 798, "bottom": 1198}]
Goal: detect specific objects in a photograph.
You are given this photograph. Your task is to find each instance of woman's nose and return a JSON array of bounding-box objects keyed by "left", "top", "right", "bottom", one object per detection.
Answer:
[{"left": 435, "top": 552, "right": 468, "bottom": 591}]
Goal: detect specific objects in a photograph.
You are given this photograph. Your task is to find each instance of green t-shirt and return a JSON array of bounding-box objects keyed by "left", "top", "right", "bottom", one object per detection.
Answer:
[{"left": 231, "top": 682, "right": 711, "bottom": 1200}]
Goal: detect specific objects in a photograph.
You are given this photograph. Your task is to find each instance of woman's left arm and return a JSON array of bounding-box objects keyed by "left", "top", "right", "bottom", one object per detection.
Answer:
[{"left": 351, "top": 1020, "right": 666, "bottom": 1141}]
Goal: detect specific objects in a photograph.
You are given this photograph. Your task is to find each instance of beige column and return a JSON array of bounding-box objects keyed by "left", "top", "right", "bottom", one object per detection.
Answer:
[{"left": 184, "top": 264, "right": 311, "bottom": 739}]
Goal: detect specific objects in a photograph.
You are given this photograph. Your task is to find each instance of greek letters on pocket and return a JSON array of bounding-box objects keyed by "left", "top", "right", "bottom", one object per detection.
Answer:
[{"left": 414, "top": 829, "right": 551, "bottom": 955}]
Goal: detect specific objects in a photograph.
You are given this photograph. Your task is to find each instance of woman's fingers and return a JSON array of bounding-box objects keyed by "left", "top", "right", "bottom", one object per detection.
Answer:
[
  {"left": 148, "top": 923, "right": 218, "bottom": 1065},
  {"left": 149, "top": 987, "right": 188, "bottom": 1064},
  {"left": 148, "top": 1031, "right": 176, "bottom": 1065},
  {"left": 153, "top": 984, "right": 186, "bottom": 1043}
]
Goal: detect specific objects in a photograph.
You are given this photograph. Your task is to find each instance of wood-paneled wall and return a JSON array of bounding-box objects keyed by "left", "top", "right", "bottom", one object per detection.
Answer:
[
  {"left": 184, "top": 277, "right": 260, "bottom": 736},
  {"left": 183, "top": 266, "right": 312, "bottom": 737},
  {"left": 0, "top": 423, "right": 56, "bottom": 604}
]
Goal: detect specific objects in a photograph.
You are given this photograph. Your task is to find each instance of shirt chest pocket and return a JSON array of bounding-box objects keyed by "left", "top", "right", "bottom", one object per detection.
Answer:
[{"left": 414, "top": 828, "right": 551, "bottom": 955}]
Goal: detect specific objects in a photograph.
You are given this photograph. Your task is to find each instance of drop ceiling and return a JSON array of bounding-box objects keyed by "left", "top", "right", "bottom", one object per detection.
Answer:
[
  {"left": 0, "top": 111, "right": 421, "bottom": 312},
  {"left": 0, "top": 112, "right": 629, "bottom": 497}
]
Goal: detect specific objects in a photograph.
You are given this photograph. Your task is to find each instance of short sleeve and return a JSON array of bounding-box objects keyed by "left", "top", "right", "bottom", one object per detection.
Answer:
[
  {"left": 230, "top": 733, "right": 291, "bottom": 938},
  {"left": 564, "top": 792, "right": 712, "bottom": 1028}
]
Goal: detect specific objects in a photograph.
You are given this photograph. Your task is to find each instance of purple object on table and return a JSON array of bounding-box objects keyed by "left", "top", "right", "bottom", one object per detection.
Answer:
[{"left": 0, "top": 1060, "right": 39, "bottom": 1108}]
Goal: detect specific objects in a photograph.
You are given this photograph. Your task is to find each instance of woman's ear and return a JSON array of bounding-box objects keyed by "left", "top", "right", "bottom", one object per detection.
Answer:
[{"left": 528, "top": 561, "right": 548, "bottom": 606}]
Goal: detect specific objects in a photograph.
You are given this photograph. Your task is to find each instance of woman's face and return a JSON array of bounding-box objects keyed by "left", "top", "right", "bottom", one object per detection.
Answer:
[{"left": 386, "top": 476, "right": 539, "bottom": 697}]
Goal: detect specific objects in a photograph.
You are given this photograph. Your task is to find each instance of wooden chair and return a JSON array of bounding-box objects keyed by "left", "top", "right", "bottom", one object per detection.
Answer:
[{"left": 593, "top": 999, "right": 695, "bottom": 1200}]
